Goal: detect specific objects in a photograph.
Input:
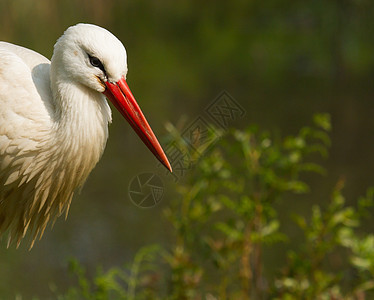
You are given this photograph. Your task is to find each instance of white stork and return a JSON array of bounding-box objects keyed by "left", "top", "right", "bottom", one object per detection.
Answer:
[{"left": 0, "top": 23, "right": 172, "bottom": 248}]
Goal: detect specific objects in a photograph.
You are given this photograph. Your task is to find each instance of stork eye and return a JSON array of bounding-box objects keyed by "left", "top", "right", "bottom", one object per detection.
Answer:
[
  {"left": 88, "top": 54, "right": 106, "bottom": 74},
  {"left": 89, "top": 55, "right": 101, "bottom": 67}
]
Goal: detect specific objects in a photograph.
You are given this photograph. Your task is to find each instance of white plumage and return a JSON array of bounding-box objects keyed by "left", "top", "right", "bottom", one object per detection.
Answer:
[{"left": 0, "top": 24, "right": 171, "bottom": 248}]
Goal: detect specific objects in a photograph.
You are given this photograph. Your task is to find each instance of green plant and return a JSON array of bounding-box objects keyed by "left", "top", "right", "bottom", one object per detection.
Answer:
[
  {"left": 53, "top": 114, "right": 374, "bottom": 299},
  {"left": 274, "top": 182, "right": 374, "bottom": 299},
  {"left": 57, "top": 245, "right": 162, "bottom": 300},
  {"left": 163, "top": 113, "right": 331, "bottom": 299}
]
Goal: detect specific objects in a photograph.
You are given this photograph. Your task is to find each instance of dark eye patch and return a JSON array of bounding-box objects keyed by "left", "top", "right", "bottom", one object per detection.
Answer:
[{"left": 87, "top": 54, "right": 107, "bottom": 76}]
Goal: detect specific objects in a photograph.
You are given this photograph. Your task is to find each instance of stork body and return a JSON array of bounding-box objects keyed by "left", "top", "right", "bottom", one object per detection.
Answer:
[{"left": 0, "top": 24, "right": 171, "bottom": 247}]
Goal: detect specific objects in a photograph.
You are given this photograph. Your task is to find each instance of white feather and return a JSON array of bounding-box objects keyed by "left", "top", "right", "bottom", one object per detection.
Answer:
[{"left": 0, "top": 24, "right": 128, "bottom": 247}]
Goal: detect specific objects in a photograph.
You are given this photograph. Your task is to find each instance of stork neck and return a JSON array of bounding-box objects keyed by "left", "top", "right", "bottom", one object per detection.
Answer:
[{"left": 49, "top": 71, "right": 111, "bottom": 148}]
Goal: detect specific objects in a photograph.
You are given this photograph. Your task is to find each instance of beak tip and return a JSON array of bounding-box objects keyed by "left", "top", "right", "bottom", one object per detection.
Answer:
[{"left": 161, "top": 159, "right": 173, "bottom": 173}]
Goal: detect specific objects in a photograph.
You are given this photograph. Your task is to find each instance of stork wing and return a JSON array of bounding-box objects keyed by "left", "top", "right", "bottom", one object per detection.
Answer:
[{"left": 0, "top": 43, "right": 55, "bottom": 246}]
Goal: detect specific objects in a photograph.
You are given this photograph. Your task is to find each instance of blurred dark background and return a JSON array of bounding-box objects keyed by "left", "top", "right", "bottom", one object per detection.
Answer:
[{"left": 1, "top": 0, "right": 374, "bottom": 298}]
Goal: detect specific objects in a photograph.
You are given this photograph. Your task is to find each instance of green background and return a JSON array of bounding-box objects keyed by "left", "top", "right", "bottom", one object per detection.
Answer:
[{"left": 0, "top": 0, "right": 374, "bottom": 298}]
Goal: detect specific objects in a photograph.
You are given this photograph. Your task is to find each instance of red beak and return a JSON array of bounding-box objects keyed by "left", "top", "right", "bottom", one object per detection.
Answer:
[{"left": 103, "top": 77, "right": 172, "bottom": 172}]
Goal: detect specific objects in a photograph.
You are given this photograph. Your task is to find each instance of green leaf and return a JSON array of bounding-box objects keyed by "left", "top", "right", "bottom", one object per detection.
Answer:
[
  {"left": 215, "top": 222, "right": 244, "bottom": 241},
  {"left": 313, "top": 113, "right": 331, "bottom": 131}
]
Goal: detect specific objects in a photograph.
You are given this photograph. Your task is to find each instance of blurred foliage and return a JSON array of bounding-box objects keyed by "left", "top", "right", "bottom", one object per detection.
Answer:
[
  {"left": 50, "top": 114, "right": 374, "bottom": 299},
  {"left": 57, "top": 245, "right": 162, "bottom": 300}
]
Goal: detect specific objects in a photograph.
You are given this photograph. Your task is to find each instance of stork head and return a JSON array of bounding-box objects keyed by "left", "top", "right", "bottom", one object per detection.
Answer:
[{"left": 52, "top": 23, "right": 172, "bottom": 172}]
